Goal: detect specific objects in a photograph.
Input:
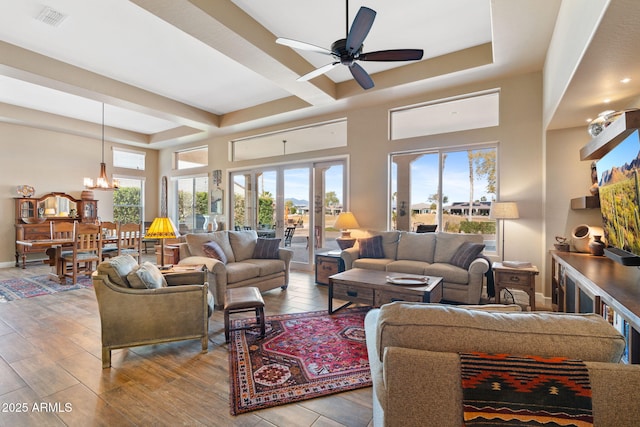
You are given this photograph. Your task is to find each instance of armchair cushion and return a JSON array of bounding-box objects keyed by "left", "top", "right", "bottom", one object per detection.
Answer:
[
  {"left": 359, "top": 235, "right": 385, "bottom": 258},
  {"left": 252, "top": 237, "right": 281, "bottom": 259},
  {"left": 96, "top": 254, "right": 138, "bottom": 288},
  {"left": 203, "top": 241, "right": 227, "bottom": 264},
  {"left": 450, "top": 242, "right": 485, "bottom": 269},
  {"left": 127, "top": 262, "right": 168, "bottom": 289}
]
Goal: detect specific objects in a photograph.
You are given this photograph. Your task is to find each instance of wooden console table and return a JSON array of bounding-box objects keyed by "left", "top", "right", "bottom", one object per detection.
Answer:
[{"left": 551, "top": 250, "right": 640, "bottom": 364}]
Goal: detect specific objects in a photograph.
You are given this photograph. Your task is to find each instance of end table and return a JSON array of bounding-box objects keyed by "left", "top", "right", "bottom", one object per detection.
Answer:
[
  {"left": 315, "top": 251, "right": 345, "bottom": 285},
  {"left": 492, "top": 262, "right": 539, "bottom": 310}
]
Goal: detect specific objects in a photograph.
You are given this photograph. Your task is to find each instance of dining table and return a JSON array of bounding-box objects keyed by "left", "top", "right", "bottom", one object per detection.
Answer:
[{"left": 16, "top": 236, "right": 118, "bottom": 283}]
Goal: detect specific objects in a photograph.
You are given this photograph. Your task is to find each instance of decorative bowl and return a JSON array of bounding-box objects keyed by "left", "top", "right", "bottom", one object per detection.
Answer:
[{"left": 16, "top": 185, "right": 35, "bottom": 198}]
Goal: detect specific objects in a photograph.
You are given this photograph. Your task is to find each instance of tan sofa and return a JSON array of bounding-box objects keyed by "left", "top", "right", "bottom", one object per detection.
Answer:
[
  {"left": 177, "top": 230, "right": 293, "bottom": 309},
  {"left": 93, "top": 255, "right": 213, "bottom": 368},
  {"left": 365, "top": 302, "right": 640, "bottom": 427},
  {"left": 341, "top": 231, "right": 489, "bottom": 304}
]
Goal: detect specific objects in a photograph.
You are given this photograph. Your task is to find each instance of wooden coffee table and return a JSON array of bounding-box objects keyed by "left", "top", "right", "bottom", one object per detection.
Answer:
[{"left": 328, "top": 268, "right": 443, "bottom": 314}]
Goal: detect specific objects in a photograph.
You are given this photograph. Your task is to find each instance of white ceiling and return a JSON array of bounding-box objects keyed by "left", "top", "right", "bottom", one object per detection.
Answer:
[{"left": 0, "top": 0, "right": 637, "bottom": 150}]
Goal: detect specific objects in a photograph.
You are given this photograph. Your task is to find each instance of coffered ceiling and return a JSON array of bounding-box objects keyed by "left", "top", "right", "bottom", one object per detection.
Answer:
[{"left": 0, "top": 0, "right": 637, "bottom": 150}]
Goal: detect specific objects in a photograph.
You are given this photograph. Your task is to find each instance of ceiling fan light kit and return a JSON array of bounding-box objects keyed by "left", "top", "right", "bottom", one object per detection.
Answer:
[{"left": 276, "top": 2, "right": 423, "bottom": 90}]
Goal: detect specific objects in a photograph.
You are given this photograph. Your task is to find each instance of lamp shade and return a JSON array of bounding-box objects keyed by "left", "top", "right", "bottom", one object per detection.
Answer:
[
  {"left": 489, "top": 202, "right": 519, "bottom": 220},
  {"left": 44, "top": 208, "right": 56, "bottom": 216},
  {"left": 145, "top": 217, "right": 179, "bottom": 239},
  {"left": 333, "top": 212, "right": 360, "bottom": 230}
]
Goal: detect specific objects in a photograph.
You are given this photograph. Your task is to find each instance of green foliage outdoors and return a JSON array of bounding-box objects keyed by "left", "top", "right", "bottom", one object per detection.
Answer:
[
  {"left": 178, "top": 190, "right": 208, "bottom": 222},
  {"left": 258, "top": 192, "right": 274, "bottom": 226},
  {"left": 458, "top": 220, "right": 496, "bottom": 234},
  {"left": 113, "top": 186, "right": 141, "bottom": 223}
]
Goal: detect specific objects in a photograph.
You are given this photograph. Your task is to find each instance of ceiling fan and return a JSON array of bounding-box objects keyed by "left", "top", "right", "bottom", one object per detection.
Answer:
[{"left": 276, "top": 2, "right": 424, "bottom": 90}]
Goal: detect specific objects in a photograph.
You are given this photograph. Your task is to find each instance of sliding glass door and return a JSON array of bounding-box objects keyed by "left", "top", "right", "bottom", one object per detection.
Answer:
[{"left": 231, "top": 159, "right": 346, "bottom": 270}]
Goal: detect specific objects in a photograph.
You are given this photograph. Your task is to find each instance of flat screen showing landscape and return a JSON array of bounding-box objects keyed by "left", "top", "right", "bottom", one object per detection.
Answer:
[{"left": 597, "top": 129, "right": 640, "bottom": 256}]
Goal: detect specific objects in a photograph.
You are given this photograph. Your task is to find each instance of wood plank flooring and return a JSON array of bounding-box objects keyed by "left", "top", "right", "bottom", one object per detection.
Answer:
[{"left": 0, "top": 258, "right": 373, "bottom": 427}]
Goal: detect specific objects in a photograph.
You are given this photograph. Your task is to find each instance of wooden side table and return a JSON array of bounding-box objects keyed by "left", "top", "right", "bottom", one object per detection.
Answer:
[
  {"left": 492, "top": 262, "right": 539, "bottom": 310},
  {"left": 315, "top": 251, "right": 345, "bottom": 285}
]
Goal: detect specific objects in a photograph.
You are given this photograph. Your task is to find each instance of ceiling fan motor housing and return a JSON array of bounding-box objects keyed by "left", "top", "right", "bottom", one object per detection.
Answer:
[{"left": 331, "top": 38, "right": 361, "bottom": 66}]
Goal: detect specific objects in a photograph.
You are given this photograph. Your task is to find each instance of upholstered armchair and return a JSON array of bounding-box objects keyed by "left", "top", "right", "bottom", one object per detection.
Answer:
[{"left": 92, "top": 255, "right": 213, "bottom": 368}]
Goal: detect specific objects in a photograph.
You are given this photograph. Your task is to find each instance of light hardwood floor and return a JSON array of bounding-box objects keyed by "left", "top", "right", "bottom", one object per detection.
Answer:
[{"left": 0, "top": 257, "right": 373, "bottom": 427}]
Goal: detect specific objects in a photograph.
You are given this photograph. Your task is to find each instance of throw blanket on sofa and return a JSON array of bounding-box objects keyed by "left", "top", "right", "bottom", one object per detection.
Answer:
[{"left": 460, "top": 352, "right": 593, "bottom": 427}]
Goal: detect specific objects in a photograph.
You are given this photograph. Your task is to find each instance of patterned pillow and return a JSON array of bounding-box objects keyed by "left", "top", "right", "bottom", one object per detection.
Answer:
[
  {"left": 450, "top": 242, "right": 485, "bottom": 269},
  {"left": 252, "top": 238, "right": 281, "bottom": 259},
  {"left": 126, "top": 262, "right": 168, "bottom": 289},
  {"left": 203, "top": 241, "right": 227, "bottom": 264},
  {"left": 358, "top": 235, "right": 385, "bottom": 258}
]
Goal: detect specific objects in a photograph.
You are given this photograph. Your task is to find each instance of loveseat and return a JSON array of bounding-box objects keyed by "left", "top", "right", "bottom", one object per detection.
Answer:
[
  {"left": 365, "top": 302, "right": 640, "bottom": 427},
  {"left": 341, "top": 231, "right": 489, "bottom": 304},
  {"left": 177, "top": 230, "right": 293, "bottom": 309}
]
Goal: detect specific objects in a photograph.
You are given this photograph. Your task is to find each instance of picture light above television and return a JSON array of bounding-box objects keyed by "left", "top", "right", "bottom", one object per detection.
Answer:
[{"left": 596, "top": 129, "right": 640, "bottom": 266}]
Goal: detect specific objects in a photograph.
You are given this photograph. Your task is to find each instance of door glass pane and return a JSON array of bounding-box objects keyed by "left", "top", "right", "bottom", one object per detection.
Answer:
[
  {"left": 257, "top": 170, "right": 277, "bottom": 234},
  {"left": 284, "top": 167, "right": 310, "bottom": 263},
  {"left": 233, "top": 173, "right": 253, "bottom": 230},
  {"left": 177, "top": 176, "right": 208, "bottom": 234},
  {"left": 320, "top": 164, "right": 344, "bottom": 251},
  {"left": 410, "top": 153, "right": 439, "bottom": 231}
]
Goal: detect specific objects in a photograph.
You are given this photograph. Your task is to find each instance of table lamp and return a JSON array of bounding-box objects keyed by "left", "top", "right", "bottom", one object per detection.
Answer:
[
  {"left": 145, "top": 217, "right": 179, "bottom": 268},
  {"left": 333, "top": 212, "right": 360, "bottom": 250},
  {"left": 489, "top": 201, "right": 519, "bottom": 261}
]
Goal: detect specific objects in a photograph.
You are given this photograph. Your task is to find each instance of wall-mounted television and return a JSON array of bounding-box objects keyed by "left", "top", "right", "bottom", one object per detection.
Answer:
[{"left": 596, "top": 129, "right": 640, "bottom": 265}]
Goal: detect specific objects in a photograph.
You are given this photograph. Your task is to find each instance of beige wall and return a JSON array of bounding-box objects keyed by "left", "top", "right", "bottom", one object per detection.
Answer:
[
  {"left": 0, "top": 122, "right": 159, "bottom": 267},
  {"left": 159, "top": 72, "right": 549, "bottom": 297}
]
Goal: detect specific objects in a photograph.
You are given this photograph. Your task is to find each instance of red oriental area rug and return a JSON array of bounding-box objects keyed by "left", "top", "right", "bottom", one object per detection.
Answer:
[{"left": 228, "top": 307, "right": 372, "bottom": 415}]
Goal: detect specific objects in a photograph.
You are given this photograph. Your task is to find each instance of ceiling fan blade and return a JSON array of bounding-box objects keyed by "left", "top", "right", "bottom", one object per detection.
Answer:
[
  {"left": 349, "top": 62, "right": 374, "bottom": 90},
  {"left": 346, "top": 6, "right": 376, "bottom": 54},
  {"left": 297, "top": 62, "right": 339, "bottom": 82},
  {"left": 276, "top": 38, "right": 332, "bottom": 56},
  {"left": 359, "top": 49, "right": 424, "bottom": 62}
]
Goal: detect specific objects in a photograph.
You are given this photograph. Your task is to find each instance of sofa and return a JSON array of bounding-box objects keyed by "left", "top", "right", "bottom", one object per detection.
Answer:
[
  {"left": 177, "top": 230, "right": 293, "bottom": 309},
  {"left": 93, "top": 255, "right": 213, "bottom": 368},
  {"left": 341, "top": 231, "right": 490, "bottom": 304},
  {"left": 365, "top": 302, "right": 640, "bottom": 427}
]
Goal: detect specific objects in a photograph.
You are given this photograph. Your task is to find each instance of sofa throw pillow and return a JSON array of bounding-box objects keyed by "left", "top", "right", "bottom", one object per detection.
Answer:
[
  {"left": 203, "top": 241, "right": 227, "bottom": 264},
  {"left": 450, "top": 242, "right": 485, "bottom": 269},
  {"left": 252, "top": 237, "right": 281, "bottom": 259},
  {"left": 358, "top": 235, "right": 385, "bottom": 258},
  {"left": 126, "top": 262, "right": 168, "bottom": 289}
]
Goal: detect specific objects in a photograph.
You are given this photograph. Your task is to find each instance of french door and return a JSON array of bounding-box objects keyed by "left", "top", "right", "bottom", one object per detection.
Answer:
[{"left": 231, "top": 159, "right": 346, "bottom": 270}]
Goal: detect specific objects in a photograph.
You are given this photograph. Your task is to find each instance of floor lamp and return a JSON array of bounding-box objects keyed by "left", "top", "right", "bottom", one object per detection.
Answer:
[
  {"left": 145, "top": 217, "right": 179, "bottom": 268},
  {"left": 490, "top": 202, "right": 519, "bottom": 262}
]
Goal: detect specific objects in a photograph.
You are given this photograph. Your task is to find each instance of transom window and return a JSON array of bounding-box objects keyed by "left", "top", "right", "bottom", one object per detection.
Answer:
[
  {"left": 175, "top": 147, "right": 208, "bottom": 170},
  {"left": 113, "top": 147, "right": 145, "bottom": 170}
]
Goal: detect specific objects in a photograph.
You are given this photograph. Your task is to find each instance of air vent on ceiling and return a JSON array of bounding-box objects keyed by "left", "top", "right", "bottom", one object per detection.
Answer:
[{"left": 36, "top": 6, "right": 67, "bottom": 27}]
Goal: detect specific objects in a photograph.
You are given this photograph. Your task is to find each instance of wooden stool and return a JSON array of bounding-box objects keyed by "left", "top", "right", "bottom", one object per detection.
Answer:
[{"left": 224, "top": 287, "right": 266, "bottom": 343}]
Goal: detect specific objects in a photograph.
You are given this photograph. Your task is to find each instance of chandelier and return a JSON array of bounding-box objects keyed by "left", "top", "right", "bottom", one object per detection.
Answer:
[{"left": 84, "top": 103, "right": 119, "bottom": 190}]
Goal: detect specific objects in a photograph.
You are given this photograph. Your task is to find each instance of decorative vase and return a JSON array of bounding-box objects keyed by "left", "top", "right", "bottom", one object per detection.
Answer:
[
  {"left": 571, "top": 224, "right": 606, "bottom": 253},
  {"left": 81, "top": 190, "right": 94, "bottom": 200},
  {"left": 208, "top": 216, "right": 218, "bottom": 232},
  {"left": 589, "top": 235, "right": 605, "bottom": 256}
]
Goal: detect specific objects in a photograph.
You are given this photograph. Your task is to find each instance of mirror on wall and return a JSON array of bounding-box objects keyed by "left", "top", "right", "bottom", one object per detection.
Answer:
[{"left": 38, "top": 195, "right": 77, "bottom": 218}]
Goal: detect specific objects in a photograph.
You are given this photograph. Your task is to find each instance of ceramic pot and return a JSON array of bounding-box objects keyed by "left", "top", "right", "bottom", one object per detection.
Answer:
[
  {"left": 589, "top": 235, "right": 605, "bottom": 256},
  {"left": 571, "top": 224, "right": 606, "bottom": 253}
]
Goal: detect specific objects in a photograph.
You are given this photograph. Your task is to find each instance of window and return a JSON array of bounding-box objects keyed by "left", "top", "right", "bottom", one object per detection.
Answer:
[
  {"left": 113, "top": 148, "right": 145, "bottom": 170},
  {"left": 390, "top": 91, "right": 499, "bottom": 140},
  {"left": 113, "top": 178, "right": 144, "bottom": 223},
  {"left": 391, "top": 145, "right": 497, "bottom": 251},
  {"left": 177, "top": 176, "right": 209, "bottom": 233},
  {"left": 175, "top": 147, "right": 208, "bottom": 170}
]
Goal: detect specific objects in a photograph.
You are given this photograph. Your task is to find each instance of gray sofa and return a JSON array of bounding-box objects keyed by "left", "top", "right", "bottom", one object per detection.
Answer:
[
  {"left": 177, "top": 230, "right": 293, "bottom": 309},
  {"left": 365, "top": 302, "right": 640, "bottom": 427},
  {"left": 341, "top": 231, "right": 489, "bottom": 304}
]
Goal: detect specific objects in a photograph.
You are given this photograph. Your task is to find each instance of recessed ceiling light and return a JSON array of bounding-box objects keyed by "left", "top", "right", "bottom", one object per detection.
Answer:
[
  {"left": 621, "top": 77, "right": 631, "bottom": 84},
  {"left": 603, "top": 99, "right": 611, "bottom": 104},
  {"left": 586, "top": 118, "right": 593, "bottom": 123}
]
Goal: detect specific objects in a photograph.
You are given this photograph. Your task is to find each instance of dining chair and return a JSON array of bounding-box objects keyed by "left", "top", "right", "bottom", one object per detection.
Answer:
[
  {"left": 100, "top": 221, "right": 119, "bottom": 260},
  {"left": 50, "top": 221, "right": 76, "bottom": 278},
  {"left": 117, "top": 222, "right": 142, "bottom": 263},
  {"left": 61, "top": 222, "right": 102, "bottom": 284},
  {"left": 284, "top": 226, "right": 296, "bottom": 247}
]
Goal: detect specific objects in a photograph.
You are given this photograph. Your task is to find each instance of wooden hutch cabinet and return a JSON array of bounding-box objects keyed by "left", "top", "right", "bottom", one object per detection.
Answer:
[{"left": 14, "top": 192, "right": 98, "bottom": 267}]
